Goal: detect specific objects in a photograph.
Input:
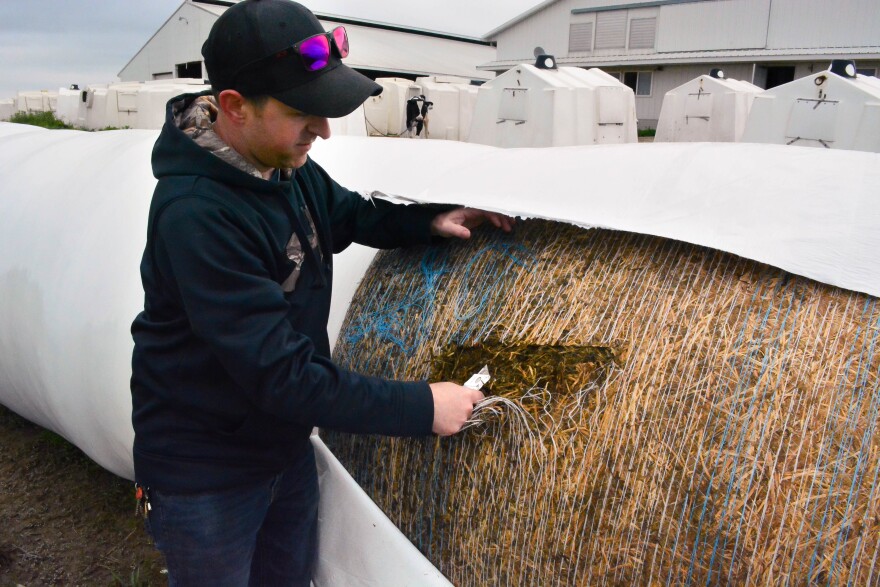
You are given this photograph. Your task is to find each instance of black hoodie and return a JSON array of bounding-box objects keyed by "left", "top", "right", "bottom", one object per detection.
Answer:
[{"left": 131, "top": 92, "right": 441, "bottom": 493}]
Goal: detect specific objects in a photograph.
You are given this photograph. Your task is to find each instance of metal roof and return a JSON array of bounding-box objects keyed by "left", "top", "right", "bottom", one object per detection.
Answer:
[
  {"left": 484, "top": 0, "right": 732, "bottom": 38},
  {"left": 121, "top": 0, "right": 496, "bottom": 82},
  {"left": 479, "top": 46, "right": 880, "bottom": 70},
  {"left": 191, "top": 0, "right": 490, "bottom": 45},
  {"left": 335, "top": 20, "right": 495, "bottom": 80}
]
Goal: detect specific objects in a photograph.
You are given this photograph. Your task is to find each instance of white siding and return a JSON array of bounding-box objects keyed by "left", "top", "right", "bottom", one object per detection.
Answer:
[
  {"left": 767, "top": 0, "right": 880, "bottom": 49},
  {"left": 119, "top": 3, "right": 216, "bottom": 82},
  {"left": 656, "top": 0, "right": 771, "bottom": 52},
  {"left": 596, "top": 11, "right": 627, "bottom": 49},
  {"left": 628, "top": 17, "right": 656, "bottom": 49},
  {"left": 492, "top": 0, "right": 880, "bottom": 59},
  {"left": 494, "top": 0, "right": 575, "bottom": 61},
  {"left": 569, "top": 23, "right": 594, "bottom": 53}
]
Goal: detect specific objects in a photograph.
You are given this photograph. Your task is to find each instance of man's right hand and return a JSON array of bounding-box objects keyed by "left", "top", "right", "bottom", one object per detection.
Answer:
[{"left": 429, "top": 382, "right": 484, "bottom": 436}]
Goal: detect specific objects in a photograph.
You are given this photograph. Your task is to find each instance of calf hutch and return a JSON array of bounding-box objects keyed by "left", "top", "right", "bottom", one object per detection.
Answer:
[
  {"left": 742, "top": 61, "right": 880, "bottom": 153},
  {"left": 467, "top": 62, "right": 637, "bottom": 148},
  {"left": 655, "top": 70, "right": 762, "bottom": 143}
]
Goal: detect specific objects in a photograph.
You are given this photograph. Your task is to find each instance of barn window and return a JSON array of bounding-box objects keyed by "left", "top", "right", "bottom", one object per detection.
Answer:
[
  {"left": 176, "top": 61, "right": 203, "bottom": 79},
  {"left": 623, "top": 71, "right": 652, "bottom": 96},
  {"left": 856, "top": 68, "right": 877, "bottom": 77},
  {"left": 569, "top": 22, "right": 594, "bottom": 53}
]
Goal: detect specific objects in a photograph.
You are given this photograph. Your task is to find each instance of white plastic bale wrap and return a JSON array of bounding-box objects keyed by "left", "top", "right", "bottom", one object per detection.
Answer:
[
  {"left": 310, "top": 137, "right": 880, "bottom": 299},
  {"left": 2, "top": 122, "right": 880, "bottom": 585},
  {"left": 0, "top": 124, "right": 156, "bottom": 479}
]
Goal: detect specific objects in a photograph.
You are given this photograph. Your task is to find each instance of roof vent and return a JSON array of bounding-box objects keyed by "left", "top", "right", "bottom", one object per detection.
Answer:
[
  {"left": 709, "top": 68, "right": 725, "bottom": 79},
  {"left": 533, "top": 46, "right": 557, "bottom": 70},
  {"left": 829, "top": 59, "right": 857, "bottom": 78}
]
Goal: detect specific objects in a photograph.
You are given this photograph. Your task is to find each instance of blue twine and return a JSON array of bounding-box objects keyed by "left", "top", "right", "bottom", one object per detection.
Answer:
[
  {"left": 722, "top": 284, "right": 800, "bottom": 584},
  {"left": 815, "top": 298, "right": 878, "bottom": 582},
  {"left": 839, "top": 304, "right": 880, "bottom": 585},
  {"left": 703, "top": 275, "right": 792, "bottom": 583},
  {"left": 845, "top": 364, "right": 880, "bottom": 587},
  {"left": 345, "top": 242, "right": 525, "bottom": 361},
  {"left": 804, "top": 296, "right": 869, "bottom": 582},
  {"left": 685, "top": 273, "right": 770, "bottom": 585}
]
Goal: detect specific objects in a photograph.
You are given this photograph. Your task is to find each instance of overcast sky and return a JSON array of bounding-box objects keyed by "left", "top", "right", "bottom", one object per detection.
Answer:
[{"left": 0, "top": 0, "right": 542, "bottom": 99}]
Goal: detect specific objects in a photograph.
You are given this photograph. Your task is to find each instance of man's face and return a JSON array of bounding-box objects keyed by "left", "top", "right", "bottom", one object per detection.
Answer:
[{"left": 240, "top": 97, "right": 330, "bottom": 171}]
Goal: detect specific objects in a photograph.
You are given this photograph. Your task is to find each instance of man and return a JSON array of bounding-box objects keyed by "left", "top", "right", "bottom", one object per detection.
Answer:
[{"left": 130, "top": 0, "right": 512, "bottom": 585}]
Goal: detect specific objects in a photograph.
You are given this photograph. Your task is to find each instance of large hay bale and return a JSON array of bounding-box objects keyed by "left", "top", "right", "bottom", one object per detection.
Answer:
[{"left": 325, "top": 220, "right": 880, "bottom": 586}]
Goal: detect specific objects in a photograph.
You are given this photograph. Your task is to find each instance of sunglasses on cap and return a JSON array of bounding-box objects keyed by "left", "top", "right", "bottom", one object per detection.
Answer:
[{"left": 232, "top": 26, "right": 350, "bottom": 82}]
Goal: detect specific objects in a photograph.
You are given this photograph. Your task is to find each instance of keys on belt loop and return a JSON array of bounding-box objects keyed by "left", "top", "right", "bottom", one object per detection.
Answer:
[{"left": 134, "top": 483, "right": 151, "bottom": 519}]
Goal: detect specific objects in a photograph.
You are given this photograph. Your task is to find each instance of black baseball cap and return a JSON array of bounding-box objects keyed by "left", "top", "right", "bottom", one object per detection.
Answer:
[{"left": 202, "top": 0, "right": 382, "bottom": 118}]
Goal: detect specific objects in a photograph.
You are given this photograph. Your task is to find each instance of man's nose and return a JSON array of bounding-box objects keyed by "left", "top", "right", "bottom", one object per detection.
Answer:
[{"left": 308, "top": 116, "right": 331, "bottom": 140}]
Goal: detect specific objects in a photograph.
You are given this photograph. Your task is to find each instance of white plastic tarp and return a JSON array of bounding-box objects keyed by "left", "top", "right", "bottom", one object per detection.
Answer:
[
  {"left": 1, "top": 123, "right": 879, "bottom": 586},
  {"left": 313, "top": 435, "right": 452, "bottom": 587},
  {"left": 311, "top": 137, "right": 880, "bottom": 299}
]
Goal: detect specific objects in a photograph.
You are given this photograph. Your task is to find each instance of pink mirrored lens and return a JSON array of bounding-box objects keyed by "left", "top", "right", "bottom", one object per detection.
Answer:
[
  {"left": 299, "top": 34, "right": 330, "bottom": 71},
  {"left": 332, "top": 27, "right": 349, "bottom": 58}
]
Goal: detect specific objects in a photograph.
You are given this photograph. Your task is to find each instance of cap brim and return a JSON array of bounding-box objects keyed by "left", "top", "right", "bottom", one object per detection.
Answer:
[{"left": 271, "top": 63, "right": 382, "bottom": 118}]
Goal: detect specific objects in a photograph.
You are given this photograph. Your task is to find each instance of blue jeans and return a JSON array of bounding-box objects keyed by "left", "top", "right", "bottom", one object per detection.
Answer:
[{"left": 145, "top": 445, "right": 318, "bottom": 587}]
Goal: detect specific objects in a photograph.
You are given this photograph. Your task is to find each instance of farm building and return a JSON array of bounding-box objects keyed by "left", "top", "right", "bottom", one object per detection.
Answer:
[
  {"left": 118, "top": 0, "right": 496, "bottom": 85},
  {"left": 481, "top": 0, "right": 880, "bottom": 130}
]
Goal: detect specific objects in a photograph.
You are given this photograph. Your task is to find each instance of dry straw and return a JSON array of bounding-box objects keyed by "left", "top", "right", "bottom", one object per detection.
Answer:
[{"left": 326, "top": 219, "right": 880, "bottom": 586}]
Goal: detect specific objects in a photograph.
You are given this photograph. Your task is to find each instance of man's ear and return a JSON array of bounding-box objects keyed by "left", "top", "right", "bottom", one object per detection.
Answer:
[{"left": 216, "top": 89, "right": 248, "bottom": 125}]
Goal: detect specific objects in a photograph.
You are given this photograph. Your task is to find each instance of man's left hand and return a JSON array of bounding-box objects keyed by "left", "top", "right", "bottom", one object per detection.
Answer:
[{"left": 430, "top": 207, "right": 515, "bottom": 240}]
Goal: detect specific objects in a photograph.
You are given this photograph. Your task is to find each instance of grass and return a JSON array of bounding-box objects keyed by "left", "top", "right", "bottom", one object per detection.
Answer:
[
  {"left": 6, "top": 110, "right": 129, "bottom": 131},
  {"left": 9, "top": 110, "right": 73, "bottom": 129},
  {"left": 638, "top": 127, "right": 656, "bottom": 137}
]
